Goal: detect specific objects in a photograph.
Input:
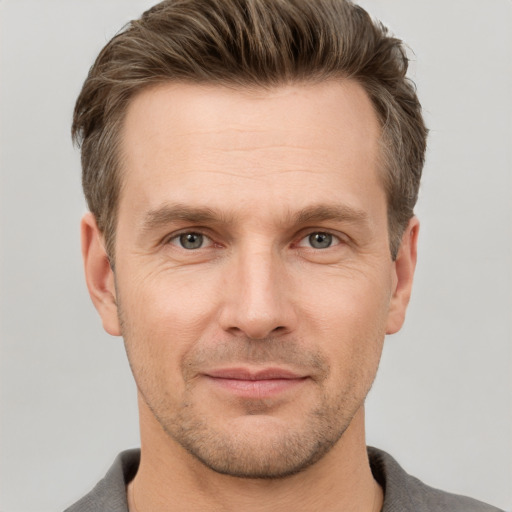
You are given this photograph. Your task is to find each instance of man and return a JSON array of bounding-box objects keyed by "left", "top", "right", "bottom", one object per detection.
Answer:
[{"left": 65, "top": 1, "right": 503, "bottom": 511}]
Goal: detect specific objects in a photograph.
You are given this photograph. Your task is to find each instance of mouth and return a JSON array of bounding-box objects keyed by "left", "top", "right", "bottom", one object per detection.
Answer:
[{"left": 203, "top": 367, "right": 309, "bottom": 399}]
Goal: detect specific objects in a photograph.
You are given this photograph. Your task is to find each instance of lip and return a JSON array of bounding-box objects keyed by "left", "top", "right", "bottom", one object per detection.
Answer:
[
  {"left": 205, "top": 367, "right": 305, "bottom": 380},
  {"left": 203, "top": 367, "right": 308, "bottom": 398}
]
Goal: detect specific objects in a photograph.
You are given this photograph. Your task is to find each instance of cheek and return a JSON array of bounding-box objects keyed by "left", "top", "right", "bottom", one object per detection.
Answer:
[
  {"left": 299, "top": 264, "right": 392, "bottom": 332},
  {"left": 117, "top": 268, "right": 221, "bottom": 381},
  {"left": 297, "top": 268, "right": 390, "bottom": 379},
  {"left": 122, "top": 263, "right": 220, "bottom": 328}
]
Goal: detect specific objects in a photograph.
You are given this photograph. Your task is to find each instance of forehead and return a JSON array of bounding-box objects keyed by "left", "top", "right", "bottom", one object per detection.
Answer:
[{"left": 118, "top": 80, "right": 383, "bottom": 221}]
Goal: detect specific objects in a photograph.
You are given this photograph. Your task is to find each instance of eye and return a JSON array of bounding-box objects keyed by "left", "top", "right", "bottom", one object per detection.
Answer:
[
  {"left": 169, "top": 232, "right": 211, "bottom": 250},
  {"left": 298, "top": 232, "right": 340, "bottom": 249}
]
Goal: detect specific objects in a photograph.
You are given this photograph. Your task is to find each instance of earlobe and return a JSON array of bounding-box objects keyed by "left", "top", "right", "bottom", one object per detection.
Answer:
[
  {"left": 385, "top": 217, "right": 419, "bottom": 335},
  {"left": 81, "top": 212, "right": 121, "bottom": 336}
]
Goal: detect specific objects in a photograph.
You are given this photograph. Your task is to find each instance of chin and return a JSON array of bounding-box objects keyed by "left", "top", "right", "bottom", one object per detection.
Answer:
[{"left": 159, "top": 403, "right": 355, "bottom": 479}]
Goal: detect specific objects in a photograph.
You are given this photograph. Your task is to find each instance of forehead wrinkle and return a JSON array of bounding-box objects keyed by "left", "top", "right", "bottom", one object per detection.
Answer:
[{"left": 179, "top": 133, "right": 332, "bottom": 159}]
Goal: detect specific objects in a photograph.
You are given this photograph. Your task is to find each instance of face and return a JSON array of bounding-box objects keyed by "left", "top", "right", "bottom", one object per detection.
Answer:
[{"left": 83, "top": 80, "right": 417, "bottom": 478}]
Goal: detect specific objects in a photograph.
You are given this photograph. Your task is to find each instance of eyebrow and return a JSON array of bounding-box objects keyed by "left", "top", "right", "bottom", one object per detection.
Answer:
[
  {"left": 293, "top": 204, "right": 369, "bottom": 226},
  {"left": 139, "top": 202, "right": 369, "bottom": 235},
  {"left": 139, "top": 204, "right": 232, "bottom": 235}
]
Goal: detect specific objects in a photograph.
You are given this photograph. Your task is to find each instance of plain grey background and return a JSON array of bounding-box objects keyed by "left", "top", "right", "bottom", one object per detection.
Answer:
[{"left": 0, "top": 1, "right": 511, "bottom": 511}]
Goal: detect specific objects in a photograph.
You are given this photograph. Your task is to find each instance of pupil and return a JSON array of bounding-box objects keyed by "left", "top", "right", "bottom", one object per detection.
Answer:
[
  {"left": 309, "top": 232, "right": 332, "bottom": 249},
  {"left": 180, "top": 233, "right": 203, "bottom": 249}
]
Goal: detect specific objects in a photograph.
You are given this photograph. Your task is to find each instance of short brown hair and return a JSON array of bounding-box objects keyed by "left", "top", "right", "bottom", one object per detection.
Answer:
[{"left": 72, "top": 0, "right": 427, "bottom": 260}]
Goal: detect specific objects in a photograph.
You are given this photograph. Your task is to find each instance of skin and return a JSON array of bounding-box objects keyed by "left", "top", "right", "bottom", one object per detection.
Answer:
[{"left": 82, "top": 80, "right": 418, "bottom": 511}]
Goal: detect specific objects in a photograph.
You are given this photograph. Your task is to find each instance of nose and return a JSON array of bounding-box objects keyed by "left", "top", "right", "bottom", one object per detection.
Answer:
[{"left": 218, "top": 244, "right": 297, "bottom": 340}]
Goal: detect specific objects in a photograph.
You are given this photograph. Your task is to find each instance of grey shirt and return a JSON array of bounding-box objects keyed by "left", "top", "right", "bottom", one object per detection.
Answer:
[{"left": 64, "top": 447, "right": 504, "bottom": 511}]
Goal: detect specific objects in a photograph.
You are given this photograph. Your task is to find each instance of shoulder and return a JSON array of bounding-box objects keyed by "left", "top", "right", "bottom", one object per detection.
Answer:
[
  {"left": 368, "top": 447, "right": 504, "bottom": 512},
  {"left": 63, "top": 449, "right": 140, "bottom": 512}
]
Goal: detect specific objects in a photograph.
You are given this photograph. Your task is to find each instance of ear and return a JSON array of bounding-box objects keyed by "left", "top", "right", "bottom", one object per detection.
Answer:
[
  {"left": 81, "top": 212, "right": 121, "bottom": 336},
  {"left": 386, "top": 217, "right": 419, "bottom": 335}
]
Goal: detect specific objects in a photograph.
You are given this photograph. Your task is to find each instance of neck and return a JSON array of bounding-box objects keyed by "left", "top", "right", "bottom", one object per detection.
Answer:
[{"left": 128, "top": 399, "right": 382, "bottom": 512}]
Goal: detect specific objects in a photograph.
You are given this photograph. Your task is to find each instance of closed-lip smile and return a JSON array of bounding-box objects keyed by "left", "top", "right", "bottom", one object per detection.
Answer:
[{"left": 203, "top": 367, "right": 309, "bottom": 398}]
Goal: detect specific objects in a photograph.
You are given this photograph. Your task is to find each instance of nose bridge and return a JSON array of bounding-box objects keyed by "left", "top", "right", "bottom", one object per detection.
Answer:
[{"left": 220, "top": 239, "right": 294, "bottom": 339}]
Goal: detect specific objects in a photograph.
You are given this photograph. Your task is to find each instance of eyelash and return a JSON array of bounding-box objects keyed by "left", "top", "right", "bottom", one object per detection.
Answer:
[
  {"left": 296, "top": 231, "right": 342, "bottom": 250},
  {"left": 166, "top": 231, "right": 215, "bottom": 250},
  {"left": 165, "top": 230, "right": 344, "bottom": 251}
]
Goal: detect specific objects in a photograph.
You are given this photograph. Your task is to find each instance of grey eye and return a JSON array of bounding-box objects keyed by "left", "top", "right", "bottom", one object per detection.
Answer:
[
  {"left": 179, "top": 232, "right": 204, "bottom": 249},
  {"left": 308, "top": 232, "right": 333, "bottom": 249}
]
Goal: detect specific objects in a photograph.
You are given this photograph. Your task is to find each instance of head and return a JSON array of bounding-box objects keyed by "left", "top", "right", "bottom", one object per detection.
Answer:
[
  {"left": 73, "top": 0, "right": 427, "bottom": 262},
  {"left": 76, "top": 0, "right": 426, "bottom": 480}
]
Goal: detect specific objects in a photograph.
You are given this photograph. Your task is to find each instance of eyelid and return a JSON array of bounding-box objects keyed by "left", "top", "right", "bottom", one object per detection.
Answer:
[
  {"left": 161, "top": 228, "right": 348, "bottom": 250},
  {"left": 164, "top": 229, "right": 215, "bottom": 248},
  {"left": 294, "top": 230, "right": 345, "bottom": 248}
]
